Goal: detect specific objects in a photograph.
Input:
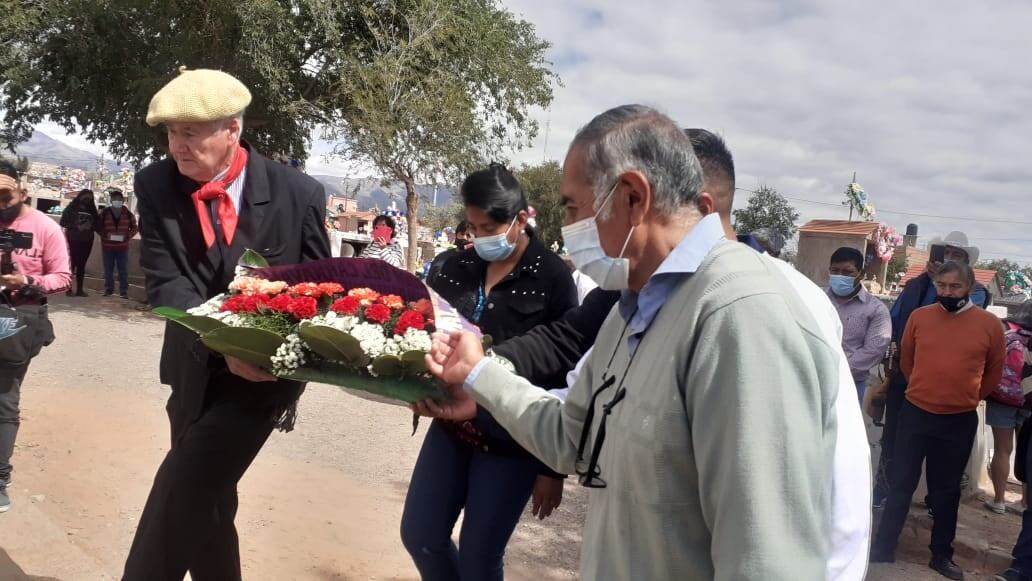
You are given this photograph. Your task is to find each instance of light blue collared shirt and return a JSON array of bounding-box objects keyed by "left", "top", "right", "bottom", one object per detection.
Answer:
[
  {"left": 617, "top": 213, "right": 727, "bottom": 356},
  {"left": 465, "top": 213, "right": 727, "bottom": 389}
]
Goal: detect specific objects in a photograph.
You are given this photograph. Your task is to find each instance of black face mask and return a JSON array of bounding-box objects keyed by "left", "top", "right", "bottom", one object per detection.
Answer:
[
  {"left": 938, "top": 295, "right": 969, "bottom": 313},
  {"left": 455, "top": 238, "right": 470, "bottom": 250},
  {"left": 0, "top": 202, "right": 22, "bottom": 225}
]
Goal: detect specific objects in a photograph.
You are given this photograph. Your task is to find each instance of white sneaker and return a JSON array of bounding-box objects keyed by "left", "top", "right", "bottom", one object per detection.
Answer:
[
  {"left": 0, "top": 482, "right": 10, "bottom": 513},
  {"left": 985, "top": 499, "right": 1007, "bottom": 514}
]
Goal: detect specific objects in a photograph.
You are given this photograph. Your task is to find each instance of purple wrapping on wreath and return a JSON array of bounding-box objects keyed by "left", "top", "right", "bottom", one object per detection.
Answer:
[{"left": 251, "top": 257, "right": 481, "bottom": 338}]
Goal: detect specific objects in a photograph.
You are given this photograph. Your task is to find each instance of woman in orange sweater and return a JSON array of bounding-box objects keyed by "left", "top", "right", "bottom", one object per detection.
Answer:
[{"left": 871, "top": 261, "right": 1005, "bottom": 579}]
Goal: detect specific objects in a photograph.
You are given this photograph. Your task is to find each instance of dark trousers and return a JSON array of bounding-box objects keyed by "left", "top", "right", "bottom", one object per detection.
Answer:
[
  {"left": 1010, "top": 435, "right": 1032, "bottom": 576},
  {"left": 122, "top": 385, "right": 278, "bottom": 581},
  {"left": 874, "top": 376, "right": 908, "bottom": 502},
  {"left": 67, "top": 239, "right": 93, "bottom": 292},
  {"left": 872, "top": 400, "right": 977, "bottom": 559},
  {"left": 400, "top": 420, "right": 539, "bottom": 581},
  {"left": 103, "top": 249, "right": 129, "bottom": 295},
  {"left": 0, "top": 365, "right": 29, "bottom": 483}
]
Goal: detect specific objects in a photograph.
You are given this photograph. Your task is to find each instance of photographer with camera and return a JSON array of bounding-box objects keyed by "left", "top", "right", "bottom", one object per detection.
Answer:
[{"left": 0, "top": 159, "right": 70, "bottom": 513}]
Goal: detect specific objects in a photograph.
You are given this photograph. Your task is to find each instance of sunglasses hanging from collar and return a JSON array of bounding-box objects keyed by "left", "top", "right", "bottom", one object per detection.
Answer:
[{"left": 575, "top": 310, "right": 641, "bottom": 489}]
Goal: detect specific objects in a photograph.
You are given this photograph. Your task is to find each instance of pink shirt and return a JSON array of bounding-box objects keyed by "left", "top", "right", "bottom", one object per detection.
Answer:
[{"left": 4, "top": 208, "right": 72, "bottom": 293}]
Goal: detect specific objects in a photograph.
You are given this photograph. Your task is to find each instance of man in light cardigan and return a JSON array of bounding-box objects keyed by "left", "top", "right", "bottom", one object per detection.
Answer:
[{"left": 415, "top": 105, "right": 840, "bottom": 580}]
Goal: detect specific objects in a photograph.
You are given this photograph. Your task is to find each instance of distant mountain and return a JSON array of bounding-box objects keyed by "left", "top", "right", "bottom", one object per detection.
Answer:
[
  {"left": 13, "top": 131, "right": 130, "bottom": 173},
  {"left": 10, "top": 132, "right": 459, "bottom": 209},
  {"left": 310, "top": 175, "right": 458, "bottom": 212}
]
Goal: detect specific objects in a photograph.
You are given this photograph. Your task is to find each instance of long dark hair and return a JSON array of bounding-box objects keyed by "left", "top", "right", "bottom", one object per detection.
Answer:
[
  {"left": 460, "top": 163, "right": 531, "bottom": 233},
  {"left": 69, "top": 188, "right": 99, "bottom": 217}
]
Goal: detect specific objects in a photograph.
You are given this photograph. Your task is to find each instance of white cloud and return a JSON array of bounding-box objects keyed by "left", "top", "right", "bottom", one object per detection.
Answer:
[
  {"left": 501, "top": 0, "right": 1032, "bottom": 262},
  {"left": 34, "top": 0, "right": 1032, "bottom": 261}
]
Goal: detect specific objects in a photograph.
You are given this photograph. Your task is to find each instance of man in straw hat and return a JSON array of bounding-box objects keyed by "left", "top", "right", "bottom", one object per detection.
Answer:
[{"left": 123, "top": 68, "right": 330, "bottom": 580}]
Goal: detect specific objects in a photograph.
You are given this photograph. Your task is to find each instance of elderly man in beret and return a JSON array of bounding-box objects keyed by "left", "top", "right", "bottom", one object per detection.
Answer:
[{"left": 122, "top": 68, "right": 330, "bottom": 581}]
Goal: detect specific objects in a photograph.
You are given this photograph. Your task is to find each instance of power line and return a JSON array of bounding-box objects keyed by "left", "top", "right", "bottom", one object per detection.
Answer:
[{"left": 735, "top": 187, "right": 1032, "bottom": 227}]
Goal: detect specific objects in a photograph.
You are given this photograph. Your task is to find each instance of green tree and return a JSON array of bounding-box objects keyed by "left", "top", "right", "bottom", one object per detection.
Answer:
[
  {"left": 732, "top": 185, "right": 800, "bottom": 243},
  {"left": 976, "top": 258, "right": 1023, "bottom": 274},
  {"left": 516, "top": 161, "right": 563, "bottom": 248},
  {"left": 326, "top": 0, "right": 556, "bottom": 270},
  {"left": 0, "top": 0, "right": 38, "bottom": 150},
  {"left": 2, "top": 0, "right": 556, "bottom": 272},
  {"left": 420, "top": 202, "right": 465, "bottom": 237},
  {"left": 886, "top": 254, "right": 907, "bottom": 283},
  {"left": 1, "top": 0, "right": 348, "bottom": 162}
]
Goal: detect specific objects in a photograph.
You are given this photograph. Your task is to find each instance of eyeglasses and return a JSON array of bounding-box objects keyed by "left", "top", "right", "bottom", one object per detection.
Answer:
[{"left": 574, "top": 318, "right": 638, "bottom": 488}]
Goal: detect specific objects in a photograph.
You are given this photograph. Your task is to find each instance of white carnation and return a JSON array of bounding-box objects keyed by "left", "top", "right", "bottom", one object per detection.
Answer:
[{"left": 349, "top": 322, "right": 388, "bottom": 358}]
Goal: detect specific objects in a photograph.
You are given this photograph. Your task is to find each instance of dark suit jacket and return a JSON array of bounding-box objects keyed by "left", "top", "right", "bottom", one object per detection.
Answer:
[
  {"left": 135, "top": 144, "right": 331, "bottom": 429},
  {"left": 492, "top": 287, "right": 621, "bottom": 389}
]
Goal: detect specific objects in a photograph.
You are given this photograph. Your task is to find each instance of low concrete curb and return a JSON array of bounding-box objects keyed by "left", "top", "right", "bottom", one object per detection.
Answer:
[{"left": 905, "top": 511, "right": 1014, "bottom": 574}]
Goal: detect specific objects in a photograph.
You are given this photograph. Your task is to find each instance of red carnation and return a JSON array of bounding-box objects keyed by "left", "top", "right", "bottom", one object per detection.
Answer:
[
  {"left": 220, "top": 296, "right": 246, "bottom": 313},
  {"left": 290, "top": 296, "right": 319, "bottom": 320},
  {"left": 330, "top": 296, "right": 361, "bottom": 316},
  {"left": 364, "top": 303, "right": 392, "bottom": 325},
  {"left": 267, "top": 294, "right": 295, "bottom": 314},
  {"left": 393, "top": 310, "right": 426, "bottom": 336},
  {"left": 221, "top": 294, "right": 269, "bottom": 314}
]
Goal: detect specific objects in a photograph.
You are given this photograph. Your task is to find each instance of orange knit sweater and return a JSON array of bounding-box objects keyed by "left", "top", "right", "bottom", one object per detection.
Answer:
[{"left": 901, "top": 304, "right": 1005, "bottom": 414}]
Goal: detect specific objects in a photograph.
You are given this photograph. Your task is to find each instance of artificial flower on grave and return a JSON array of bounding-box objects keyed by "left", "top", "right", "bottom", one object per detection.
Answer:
[
  {"left": 844, "top": 182, "right": 876, "bottom": 221},
  {"left": 873, "top": 223, "right": 904, "bottom": 262},
  {"left": 154, "top": 251, "right": 481, "bottom": 407},
  {"left": 1004, "top": 271, "right": 1032, "bottom": 300}
]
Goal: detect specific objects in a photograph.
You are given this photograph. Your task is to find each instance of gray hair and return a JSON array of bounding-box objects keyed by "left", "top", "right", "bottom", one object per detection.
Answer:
[
  {"left": 221, "top": 111, "right": 246, "bottom": 137},
  {"left": 937, "top": 260, "right": 976, "bottom": 289},
  {"left": 570, "top": 105, "right": 704, "bottom": 219}
]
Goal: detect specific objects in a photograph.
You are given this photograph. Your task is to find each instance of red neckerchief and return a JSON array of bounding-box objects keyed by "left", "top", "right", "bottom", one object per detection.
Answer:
[{"left": 191, "top": 146, "right": 247, "bottom": 248}]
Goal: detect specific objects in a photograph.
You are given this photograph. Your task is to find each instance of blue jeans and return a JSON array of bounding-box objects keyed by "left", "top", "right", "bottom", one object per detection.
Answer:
[
  {"left": 103, "top": 249, "right": 129, "bottom": 294},
  {"left": 1011, "top": 438, "right": 1032, "bottom": 576},
  {"left": 401, "top": 420, "right": 539, "bottom": 581}
]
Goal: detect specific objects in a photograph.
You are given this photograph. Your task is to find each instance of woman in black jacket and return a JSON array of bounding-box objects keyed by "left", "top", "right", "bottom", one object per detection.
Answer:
[
  {"left": 401, "top": 163, "right": 577, "bottom": 581},
  {"left": 59, "top": 189, "right": 99, "bottom": 297}
]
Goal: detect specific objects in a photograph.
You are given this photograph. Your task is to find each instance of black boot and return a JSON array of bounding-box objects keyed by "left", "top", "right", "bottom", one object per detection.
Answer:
[{"left": 929, "top": 556, "right": 964, "bottom": 580}]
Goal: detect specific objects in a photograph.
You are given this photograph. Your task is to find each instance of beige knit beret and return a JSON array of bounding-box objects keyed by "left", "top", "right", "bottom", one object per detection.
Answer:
[{"left": 146, "top": 67, "right": 252, "bottom": 126}]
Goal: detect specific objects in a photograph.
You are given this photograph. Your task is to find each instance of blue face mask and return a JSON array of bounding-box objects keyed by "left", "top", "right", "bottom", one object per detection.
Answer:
[
  {"left": 829, "top": 274, "right": 859, "bottom": 297},
  {"left": 472, "top": 216, "right": 518, "bottom": 262}
]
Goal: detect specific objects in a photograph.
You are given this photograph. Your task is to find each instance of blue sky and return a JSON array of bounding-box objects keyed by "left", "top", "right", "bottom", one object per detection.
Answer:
[{"left": 38, "top": 0, "right": 1032, "bottom": 263}]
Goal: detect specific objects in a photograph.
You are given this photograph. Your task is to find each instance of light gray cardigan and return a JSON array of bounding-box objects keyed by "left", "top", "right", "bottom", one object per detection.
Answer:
[{"left": 469, "top": 241, "right": 839, "bottom": 580}]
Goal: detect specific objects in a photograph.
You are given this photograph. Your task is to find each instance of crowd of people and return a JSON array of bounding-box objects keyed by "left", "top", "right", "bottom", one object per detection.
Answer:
[{"left": 5, "top": 66, "right": 1032, "bottom": 581}]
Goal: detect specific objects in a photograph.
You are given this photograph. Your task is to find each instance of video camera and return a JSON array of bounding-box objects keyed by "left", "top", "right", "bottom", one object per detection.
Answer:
[{"left": 0, "top": 229, "right": 33, "bottom": 275}]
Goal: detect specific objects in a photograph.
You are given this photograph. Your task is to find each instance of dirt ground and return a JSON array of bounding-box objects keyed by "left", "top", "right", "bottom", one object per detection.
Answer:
[
  {"left": 0, "top": 295, "right": 586, "bottom": 580},
  {"left": 2, "top": 294, "right": 1027, "bottom": 580}
]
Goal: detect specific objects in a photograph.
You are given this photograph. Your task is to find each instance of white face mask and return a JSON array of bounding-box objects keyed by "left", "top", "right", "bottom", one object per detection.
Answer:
[
  {"left": 560, "top": 184, "right": 634, "bottom": 291},
  {"left": 111, "top": 200, "right": 124, "bottom": 210}
]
